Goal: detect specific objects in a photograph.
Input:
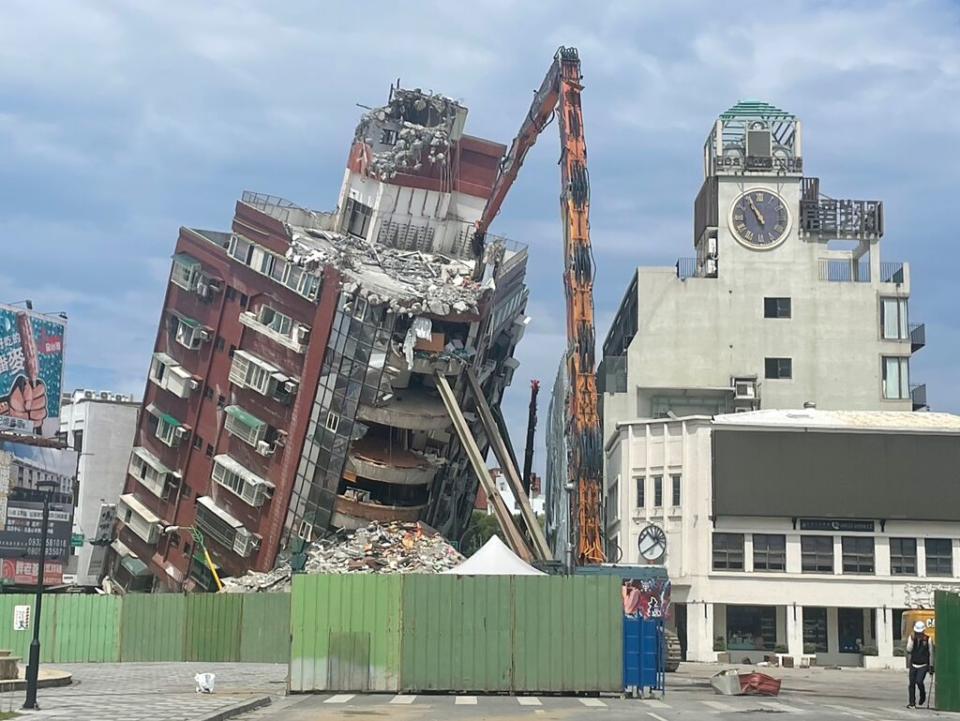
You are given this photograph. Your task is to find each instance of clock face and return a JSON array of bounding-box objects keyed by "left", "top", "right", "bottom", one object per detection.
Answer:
[
  {"left": 637, "top": 524, "right": 667, "bottom": 562},
  {"left": 730, "top": 189, "right": 791, "bottom": 249}
]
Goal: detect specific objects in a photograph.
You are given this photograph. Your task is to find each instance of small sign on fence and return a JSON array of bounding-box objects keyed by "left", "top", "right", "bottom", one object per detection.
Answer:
[{"left": 13, "top": 604, "right": 30, "bottom": 631}]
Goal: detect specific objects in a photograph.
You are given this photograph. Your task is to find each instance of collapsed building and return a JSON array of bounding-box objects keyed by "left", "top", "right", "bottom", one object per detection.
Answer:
[{"left": 109, "top": 87, "right": 530, "bottom": 591}]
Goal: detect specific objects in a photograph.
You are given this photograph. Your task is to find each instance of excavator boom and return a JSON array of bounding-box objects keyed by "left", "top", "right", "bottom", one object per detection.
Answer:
[{"left": 475, "top": 47, "right": 605, "bottom": 565}]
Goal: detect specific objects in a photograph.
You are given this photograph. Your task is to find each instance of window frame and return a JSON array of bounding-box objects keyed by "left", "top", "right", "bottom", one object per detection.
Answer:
[
  {"left": 635, "top": 476, "right": 645, "bottom": 508},
  {"left": 880, "top": 296, "right": 909, "bottom": 340},
  {"left": 841, "top": 535, "right": 875, "bottom": 575},
  {"left": 763, "top": 297, "right": 792, "bottom": 319},
  {"left": 801, "top": 535, "right": 834, "bottom": 573},
  {"left": 926, "top": 538, "right": 953, "bottom": 577},
  {"left": 653, "top": 475, "right": 663, "bottom": 508},
  {"left": 671, "top": 473, "right": 681, "bottom": 507},
  {"left": 890, "top": 537, "right": 917, "bottom": 576},
  {"left": 764, "top": 357, "right": 793, "bottom": 380},
  {"left": 882, "top": 356, "right": 910, "bottom": 400},
  {"left": 753, "top": 533, "right": 786, "bottom": 572},
  {"left": 712, "top": 532, "right": 745, "bottom": 571}
]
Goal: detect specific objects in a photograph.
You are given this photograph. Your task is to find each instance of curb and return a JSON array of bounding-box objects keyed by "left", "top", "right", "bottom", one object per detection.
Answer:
[{"left": 196, "top": 695, "right": 272, "bottom": 721}]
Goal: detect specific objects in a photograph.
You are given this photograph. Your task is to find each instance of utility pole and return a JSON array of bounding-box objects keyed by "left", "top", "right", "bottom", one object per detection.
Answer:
[{"left": 23, "top": 480, "right": 57, "bottom": 710}]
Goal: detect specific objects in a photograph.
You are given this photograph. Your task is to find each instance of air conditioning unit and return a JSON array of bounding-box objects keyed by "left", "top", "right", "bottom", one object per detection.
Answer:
[
  {"left": 706, "top": 236, "right": 718, "bottom": 257},
  {"left": 233, "top": 530, "right": 260, "bottom": 558},
  {"left": 196, "top": 283, "right": 211, "bottom": 299},
  {"left": 99, "top": 391, "right": 110, "bottom": 400},
  {"left": 84, "top": 390, "right": 94, "bottom": 399},
  {"left": 198, "top": 328, "right": 212, "bottom": 342},
  {"left": 188, "top": 378, "right": 200, "bottom": 391},
  {"left": 734, "top": 382, "right": 756, "bottom": 400},
  {"left": 295, "top": 325, "right": 311, "bottom": 345},
  {"left": 174, "top": 426, "right": 190, "bottom": 439},
  {"left": 705, "top": 258, "right": 718, "bottom": 277},
  {"left": 283, "top": 379, "right": 298, "bottom": 394},
  {"left": 256, "top": 440, "right": 274, "bottom": 457}
]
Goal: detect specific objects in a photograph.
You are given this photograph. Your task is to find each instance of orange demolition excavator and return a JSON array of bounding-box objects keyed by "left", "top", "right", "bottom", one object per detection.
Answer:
[{"left": 474, "top": 47, "right": 604, "bottom": 564}]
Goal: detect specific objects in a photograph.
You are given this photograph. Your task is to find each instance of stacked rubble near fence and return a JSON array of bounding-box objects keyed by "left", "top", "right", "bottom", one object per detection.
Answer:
[{"left": 220, "top": 521, "right": 463, "bottom": 593}]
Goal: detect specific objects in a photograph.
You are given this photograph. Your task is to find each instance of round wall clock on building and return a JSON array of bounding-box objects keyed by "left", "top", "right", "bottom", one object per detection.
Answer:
[
  {"left": 637, "top": 523, "right": 667, "bottom": 562},
  {"left": 729, "top": 188, "right": 791, "bottom": 249}
]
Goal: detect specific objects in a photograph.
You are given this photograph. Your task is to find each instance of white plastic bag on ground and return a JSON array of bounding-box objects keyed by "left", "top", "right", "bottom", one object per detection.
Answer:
[{"left": 195, "top": 673, "right": 216, "bottom": 694}]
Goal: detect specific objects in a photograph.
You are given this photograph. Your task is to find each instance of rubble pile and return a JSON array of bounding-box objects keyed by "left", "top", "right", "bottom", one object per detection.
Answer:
[
  {"left": 220, "top": 521, "right": 464, "bottom": 593},
  {"left": 287, "top": 232, "right": 489, "bottom": 316},
  {"left": 355, "top": 89, "right": 461, "bottom": 179}
]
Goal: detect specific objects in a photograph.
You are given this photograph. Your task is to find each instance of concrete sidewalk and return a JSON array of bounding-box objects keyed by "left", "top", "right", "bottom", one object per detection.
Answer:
[{"left": 4, "top": 662, "right": 287, "bottom": 721}]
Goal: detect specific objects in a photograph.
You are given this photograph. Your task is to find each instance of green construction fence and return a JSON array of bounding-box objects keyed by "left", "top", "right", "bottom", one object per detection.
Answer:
[
  {"left": 0, "top": 591, "right": 289, "bottom": 664},
  {"left": 289, "top": 574, "right": 623, "bottom": 694},
  {"left": 936, "top": 591, "right": 960, "bottom": 711}
]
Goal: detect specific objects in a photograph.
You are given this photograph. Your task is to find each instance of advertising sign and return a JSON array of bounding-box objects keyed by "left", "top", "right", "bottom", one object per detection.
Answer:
[
  {"left": 13, "top": 604, "right": 30, "bottom": 631},
  {"left": 0, "top": 440, "right": 76, "bottom": 562},
  {"left": 1, "top": 559, "right": 64, "bottom": 586},
  {"left": 622, "top": 576, "right": 672, "bottom": 620},
  {"left": 0, "top": 305, "right": 66, "bottom": 438}
]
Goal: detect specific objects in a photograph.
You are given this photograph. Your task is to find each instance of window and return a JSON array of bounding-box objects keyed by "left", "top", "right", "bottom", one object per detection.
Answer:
[
  {"left": 154, "top": 416, "right": 181, "bottom": 447},
  {"left": 211, "top": 455, "right": 272, "bottom": 507},
  {"left": 172, "top": 313, "right": 207, "bottom": 349},
  {"left": 257, "top": 305, "right": 293, "bottom": 337},
  {"left": 842, "top": 536, "right": 875, "bottom": 574},
  {"left": 228, "top": 234, "right": 254, "bottom": 264},
  {"left": 325, "top": 411, "right": 340, "bottom": 433},
  {"left": 192, "top": 434, "right": 203, "bottom": 450},
  {"left": 215, "top": 336, "right": 225, "bottom": 352},
  {"left": 653, "top": 475, "right": 663, "bottom": 507},
  {"left": 713, "top": 533, "right": 744, "bottom": 571},
  {"left": 344, "top": 199, "right": 373, "bottom": 238},
  {"left": 764, "top": 297, "right": 792, "bottom": 319},
  {"left": 890, "top": 538, "right": 917, "bottom": 575},
  {"left": 671, "top": 474, "right": 681, "bottom": 507},
  {"left": 204, "top": 386, "right": 214, "bottom": 401},
  {"left": 753, "top": 534, "right": 786, "bottom": 571},
  {"left": 635, "top": 476, "right": 645, "bottom": 508},
  {"left": 225, "top": 286, "right": 236, "bottom": 302},
  {"left": 229, "top": 350, "right": 274, "bottom": 395},
  {"left": 283, "top": 265, "right": 321, "bottom": 299},
  {"left": 223, "top": 405, "right": 268, "bottom": 447},
  {"left": 801, "top": 535, "right": 834, "bottom": 573},
  {"left": 205, "top": 444, "right": 214, "bottom": 457},
  {"left": 765, "top": 357, "right": 792, "bottom": 379},
  {"left": 926, "top": 538, "right": 953, "bottom": 576},
  {"left": 803, "top": 607, "right": 829, "bottom": 653},
  {"left": 882, "top": 356, "right": 910, "bottom": 399},
  {"left": 171, "top": 253, "right": 201, "bottom": 291},
  {"left": 239, "top": 293, "right": 248, "bottom": 309},
  {"left": 881, "top": 297, "right": 909, "bottom": 340},
  {"left": 380, "top": 128, "right": 398, "bottom": 145},
  {"left": 606, "top": 481, "right": 618, "bottom": 528},
  {"left": 73, "top": 429, "right": 83, "bottom": 455}
]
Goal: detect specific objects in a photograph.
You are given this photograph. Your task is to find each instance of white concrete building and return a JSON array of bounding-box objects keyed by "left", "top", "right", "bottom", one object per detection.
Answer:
[
  {"left": 605, "top": 409, "right": 960, "bottom": 668},
  {"left": 59, "top": 389, "right": 139, "bottom": 586},
  {"left": 599, "top": 100, "right": 926, "bottom": 428}
]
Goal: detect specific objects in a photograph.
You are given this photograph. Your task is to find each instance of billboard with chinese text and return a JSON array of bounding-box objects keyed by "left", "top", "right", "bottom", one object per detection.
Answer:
[{"left": 0, "top": 304, "right": 65, "bottom": 438}]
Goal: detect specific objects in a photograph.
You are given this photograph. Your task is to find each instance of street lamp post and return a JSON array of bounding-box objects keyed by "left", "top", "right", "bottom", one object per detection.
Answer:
[{"left": 23, "top": 479, "right": 58, "bottom": 710}]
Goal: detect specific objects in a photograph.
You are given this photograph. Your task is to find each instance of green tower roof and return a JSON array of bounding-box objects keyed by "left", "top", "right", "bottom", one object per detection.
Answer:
[{"left": 719, "top": 100, "right": 795, "bottom": 121}]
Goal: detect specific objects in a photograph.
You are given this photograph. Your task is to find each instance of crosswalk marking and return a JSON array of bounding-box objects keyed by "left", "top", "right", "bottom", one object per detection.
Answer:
[
  {"left": 324, "top": 694, "right": 354, "bottom": 704},
  {"left": 455, "top": 696, "right": 477, "bottom": 705},
  {"left": 642, "top": 698, "right": 671, "bottom": 708},
  {"left": 702, "top": 700, "right": 736, "bottom": 711},
  {"left": 518, "top": 697, "right": 542, "bottom": 706},
  {"left": 579, "top": 698, "right": 607, "bottom": 707},
  {"left": 759, "top": 701, "right": 806, "bottom": 714},
  {"left": 826, "top": 704, "right": 876, "bottom": 716},
  {"left": 390, "top": 695, "right": 416, "bottom": 704}
]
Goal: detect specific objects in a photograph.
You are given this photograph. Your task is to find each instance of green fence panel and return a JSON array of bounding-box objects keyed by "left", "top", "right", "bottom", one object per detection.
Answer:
[
  {"left": 240, "top": 593, "right": 291, "bottom": 663},
  {"left": 936, "top": 591, "right": 960, "bottom": 711},
  {"left": 184, "top": 593, "right": 242, "bottom": 662},
  {"left": 400, "top": 575, "right": 513, "bottom": 693},
  {"left": 290, "top": 574, "right": 402, "bottom": 692},
  {"left": 120, "top": 594, "right": 187, "bottom": 661},
  {"left": 0, "top": 594, "right": 51, "bottom": 661},
  {"left": 48, "top": 595, "right": 121, "bottom": 662},
  {"left": 512, "top": 576, "right": 622, "bottom": 693}
]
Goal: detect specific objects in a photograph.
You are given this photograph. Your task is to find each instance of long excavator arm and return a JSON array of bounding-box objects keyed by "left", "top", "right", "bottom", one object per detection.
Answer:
[{"left": 474, "top": 47, "right": 605, "bottom": 565}]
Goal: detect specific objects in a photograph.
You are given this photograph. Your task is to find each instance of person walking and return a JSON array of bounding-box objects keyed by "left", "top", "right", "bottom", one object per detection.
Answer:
[{"left": 906, "top": 620, "right": 934, "bottom": 709}]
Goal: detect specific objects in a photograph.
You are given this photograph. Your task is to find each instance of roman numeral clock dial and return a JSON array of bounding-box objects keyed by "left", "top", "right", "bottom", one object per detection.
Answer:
[{"left": 730, "top": 189, "right": 791, "bottom": 249}]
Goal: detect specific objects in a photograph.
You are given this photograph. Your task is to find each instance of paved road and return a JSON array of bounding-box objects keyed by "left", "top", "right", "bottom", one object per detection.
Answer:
[{"left": 232, "top": 691, "right": 945, "bottom": 721}]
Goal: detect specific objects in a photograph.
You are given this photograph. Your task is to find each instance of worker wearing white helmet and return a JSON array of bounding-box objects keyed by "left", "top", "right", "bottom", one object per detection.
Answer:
[{"left": 906, "top": 620, "right": 934, "bottom": 708}]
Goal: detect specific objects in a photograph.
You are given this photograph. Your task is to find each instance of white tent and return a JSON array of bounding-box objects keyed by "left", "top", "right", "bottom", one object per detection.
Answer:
[{"left": 443, "top": 535, "right": 547, "bottom": 576}]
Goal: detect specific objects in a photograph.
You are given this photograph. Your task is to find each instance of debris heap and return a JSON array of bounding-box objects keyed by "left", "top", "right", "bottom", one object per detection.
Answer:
[{"left": 220, "top": 521, "right": 464, "bottom": 593}]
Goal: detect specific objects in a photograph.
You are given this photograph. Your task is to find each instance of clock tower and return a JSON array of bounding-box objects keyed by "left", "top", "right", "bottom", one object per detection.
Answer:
[{"left": 693, "top": 101, "right": 805, "bottom": 276}]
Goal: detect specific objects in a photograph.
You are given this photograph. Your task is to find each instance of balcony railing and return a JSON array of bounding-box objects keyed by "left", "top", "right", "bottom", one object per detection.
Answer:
[
  {"left": 880, "top": 262, "right": 905, "bottom": 284},
  {"left": 910, "top": 322, "right": 926, "bottom": 352},
  {"left": 817, "top": 258, "right": 870, "bottom": 282},
  {"left": 676, "top": 257, "right": 716, "bottom": 280},
  {"left": 911, "top": 383, "right": 928, "bottom": 411}
]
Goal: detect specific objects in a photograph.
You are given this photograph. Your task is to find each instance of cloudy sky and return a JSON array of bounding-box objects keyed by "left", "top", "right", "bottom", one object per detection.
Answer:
[{"left": 3, "top": 1, "right": 958, "bottom": 475}]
